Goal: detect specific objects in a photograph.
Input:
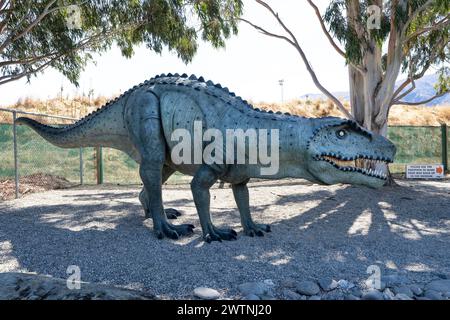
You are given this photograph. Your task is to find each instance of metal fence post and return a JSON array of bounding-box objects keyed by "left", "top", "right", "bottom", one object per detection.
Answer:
[
  {"left": 12, "top": 111, "right": 19, "bottom": 199},
  {"left": 442, "top": 123, "right": 448, "bottom": 173},
  {"left": 96, "top": 146, "right": 103, "bottom": 184},
  {"left": 79, "top": 147, "right": 84, "bottom": 185}
]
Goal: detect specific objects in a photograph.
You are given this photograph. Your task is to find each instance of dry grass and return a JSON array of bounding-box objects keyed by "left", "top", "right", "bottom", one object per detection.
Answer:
[
  {"left": 254, "top": 99, "right": 450, "bottom": 126},
  {"left": 0, "top": 96, "right": 449, "bottom": 126}
]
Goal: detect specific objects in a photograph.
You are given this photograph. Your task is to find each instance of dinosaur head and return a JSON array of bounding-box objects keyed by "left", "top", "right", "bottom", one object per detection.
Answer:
[{"left": 305, "top": 117, "right": 396, "bottom": 188}]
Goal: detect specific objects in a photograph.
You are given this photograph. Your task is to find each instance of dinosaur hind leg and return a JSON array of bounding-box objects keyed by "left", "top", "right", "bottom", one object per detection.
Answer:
[
  {"left": 139, "top": 166, "right": 182, "bottom": 219},
  {"left": 191, "top": 165, "right": 237, "bottom": 242},
  {"left": 232, "top": 181, "right": 271, "bottom": 237},
  {"left": 128, "top": 91, "right": 193, "bottom": 239}
]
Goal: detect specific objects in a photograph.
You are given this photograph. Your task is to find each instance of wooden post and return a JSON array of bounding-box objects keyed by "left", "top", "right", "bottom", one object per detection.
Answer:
[
  {"left": 95, "top": 146, "right": 103, "bottom": 184},
  {"left": 12, "top": 111, "right": 19, "bottom": 198},
  {"left": 442, "top": 124, "right": 448, "bottom": 173}
]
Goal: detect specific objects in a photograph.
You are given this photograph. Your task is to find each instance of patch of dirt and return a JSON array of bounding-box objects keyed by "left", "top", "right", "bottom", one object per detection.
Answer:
[{"left": 0, "top": 173, "right": 74, "bottom": 201}]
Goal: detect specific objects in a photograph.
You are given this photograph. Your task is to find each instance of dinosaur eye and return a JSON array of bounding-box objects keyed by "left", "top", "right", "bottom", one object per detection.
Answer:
[{"left": 336, "top": 129, "right": 347, "bottom": 139}]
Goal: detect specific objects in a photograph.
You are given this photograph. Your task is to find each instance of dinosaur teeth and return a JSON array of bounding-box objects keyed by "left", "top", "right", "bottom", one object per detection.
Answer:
[{"left": 318, "top": 154, "right": 389, "bottom": 180}]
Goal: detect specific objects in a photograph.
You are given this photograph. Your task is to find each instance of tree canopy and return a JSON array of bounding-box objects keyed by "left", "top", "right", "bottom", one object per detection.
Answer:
[{"left": 0, "top": 0, "right": 243, "bottom": 86}]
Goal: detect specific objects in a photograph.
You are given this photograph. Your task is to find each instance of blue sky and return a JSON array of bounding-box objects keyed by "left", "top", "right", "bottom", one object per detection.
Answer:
[{"left": 0, "top": 1, "right": 354, "bottom": 106}]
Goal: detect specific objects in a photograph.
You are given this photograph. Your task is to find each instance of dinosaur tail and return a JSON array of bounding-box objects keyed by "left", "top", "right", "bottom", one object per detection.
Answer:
[{"left": 15, "top": 103, "right": 127, "bottom": 149}]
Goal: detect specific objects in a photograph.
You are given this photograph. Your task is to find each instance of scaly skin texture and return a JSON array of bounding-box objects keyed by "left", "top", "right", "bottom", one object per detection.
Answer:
[{"left": 17, "top": 73, "right": 396, "bottom": 242}]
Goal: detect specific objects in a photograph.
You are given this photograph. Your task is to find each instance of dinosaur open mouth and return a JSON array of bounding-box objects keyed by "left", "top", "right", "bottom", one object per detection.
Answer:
[{"left": 315, "top": 153, "right": 393, "bottom": 180}]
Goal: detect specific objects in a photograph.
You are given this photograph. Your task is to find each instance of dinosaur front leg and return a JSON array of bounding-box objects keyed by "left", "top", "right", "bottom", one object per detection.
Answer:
[
  {"left": 232, "top": 181, "right": 271, "bottom": 237},
  {"left": 191, "top": 166, "right": 237, "bottom": 242},
  {"left": 139, "top": 166, "right": 182, "bottom": 220}
]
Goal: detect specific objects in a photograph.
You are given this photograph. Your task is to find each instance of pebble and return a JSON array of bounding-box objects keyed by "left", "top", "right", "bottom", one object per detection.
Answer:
[
  {"left": 282, "top": 289, "right": 302, "bottom": 300},
  {"left": 263, "top": 279, "right": 275, "bottom": 286},
  {"left": 318, "top": 278, "right": 338, "bottom": 291},
  {"left": 424, "top": 290, "right": 444, "bottom": 300},
  {"left": 393, "top": 286, "right": 414, "bottom": 298},
  {"left": 409, "top": 284, "right": 423, "bottom": 296},
  {"left": 362, "top": 289, "right": 384, "bottom": 300},
  {"left": 337, "top": 279, "right": 355, "bottom": 290},
  {"left": 345, "top": 294, "right": 360, "bottom": 300},
  {"left": 242, "top": 294, "right": 260, "bottom": 300},
  {"left": 280, "top": 279, "right": 296, "bottom": 288},
  {"left": 383, "top": 288, "right": 395, "bottom": 300},
  {"left": 238, "top": 282, "right": 271, "bottom": 297},
  {"left": 308, "top": 295, "right": 321, "bottom": 300},
  {"left": 395, "top": 293, "right": 413, "bottom": 300},
  {"left": 295, "top": 281, "right": 320, "bottom": 296},
  {"left": 425, "top": 279, "right": 450, "bottom": 293},
  {"left": 193, "top": 287, "right": 220, "bottom": 300},
  {"left": 382, "top": 274, "right": 407, "bottom": 287}
]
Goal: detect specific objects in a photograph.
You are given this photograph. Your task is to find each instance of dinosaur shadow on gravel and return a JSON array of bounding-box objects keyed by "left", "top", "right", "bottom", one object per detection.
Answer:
[{"left": 0, "top": 181, "right": 448, "bottom": 297}]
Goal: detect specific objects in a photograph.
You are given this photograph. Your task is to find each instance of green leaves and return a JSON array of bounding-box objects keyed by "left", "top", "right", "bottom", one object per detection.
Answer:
[{"left": 0, "top": 0, "right": 243, "bottom": 85}]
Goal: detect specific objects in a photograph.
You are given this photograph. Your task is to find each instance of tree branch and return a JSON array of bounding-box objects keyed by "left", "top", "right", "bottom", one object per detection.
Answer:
[
  {"left": 392, "top": 92, "right": 448, "bottom": 106},
  {"left": 306, "top": 0, "right": 366, "bottom": 74},
  {"left": 306, "top": 0, "right": 344, "bottom": 57},
  {"left": 243, "top": 0, "right": 353, "bottom": 119},
  {"left": 401, "top": 0, "right": 434, "bottom": 38},
  {"left": 404, "top": 14, "right": 450, "bottom": 43},
  {"left": 238, "top": 18, "right": 295, "bottom": 46}
]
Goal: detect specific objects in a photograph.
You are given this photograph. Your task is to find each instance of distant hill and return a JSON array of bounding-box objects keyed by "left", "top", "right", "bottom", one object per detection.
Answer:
[{"left": 301, "top": 73, "right": 450, "bottom": 106}]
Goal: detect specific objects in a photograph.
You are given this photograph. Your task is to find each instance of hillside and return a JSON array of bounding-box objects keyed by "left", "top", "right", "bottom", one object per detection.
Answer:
[
  {"left": 0, "top": 95, "right": 449, "bottom": 126},
  {"left": 301, "top": 73, "right": 450, "bottom": 106}
]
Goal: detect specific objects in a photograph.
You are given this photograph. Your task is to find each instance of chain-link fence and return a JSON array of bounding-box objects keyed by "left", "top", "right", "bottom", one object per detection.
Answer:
[{"left": 0, "top": 107, "right": 448, "bottom": 200}]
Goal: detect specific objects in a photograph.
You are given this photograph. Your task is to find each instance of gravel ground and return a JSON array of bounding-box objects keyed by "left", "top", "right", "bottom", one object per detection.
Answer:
[{"left": 0, "top": 179, "right": 449, "bottom": 299}]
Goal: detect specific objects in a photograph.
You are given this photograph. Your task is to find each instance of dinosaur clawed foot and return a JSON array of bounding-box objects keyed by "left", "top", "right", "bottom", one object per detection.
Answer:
[
  {"left": 155, "top": 222, "right": 195, "bottom": 240},
  {"left": 203, "top": 227, "right": 238, "bottom": 243},
  {"left": 165, "top": 208, "right": 182, "bottom": 219},
  {"left": 244, "top": 223, "right": 271, "bottom": 237}
]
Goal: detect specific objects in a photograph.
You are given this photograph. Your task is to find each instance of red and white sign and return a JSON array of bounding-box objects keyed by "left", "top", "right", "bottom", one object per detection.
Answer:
[{"left": 406, "top": 164, "right": 445, "bottom": 179}]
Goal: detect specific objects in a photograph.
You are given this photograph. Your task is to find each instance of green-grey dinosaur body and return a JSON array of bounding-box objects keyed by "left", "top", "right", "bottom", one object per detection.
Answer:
[{"left": 17, "top": 73, "right": 396, "bottom": 242}]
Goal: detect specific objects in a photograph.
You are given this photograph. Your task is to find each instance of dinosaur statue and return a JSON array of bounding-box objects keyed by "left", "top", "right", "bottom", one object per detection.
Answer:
[{"left": 16, "top": 73, "right": 396, "bottom": 242}]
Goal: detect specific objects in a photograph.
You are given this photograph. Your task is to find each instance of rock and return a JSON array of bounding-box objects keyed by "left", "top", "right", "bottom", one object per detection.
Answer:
[
  {"left": 395, "top": 293, "right": 413, "bottom": 300},
  {"left": 238, "top": 282, "right": 272, "bottom": 297},
  {"left": 263, "top": 279, "right": 275, "bottom": 287},
  {"left": 259, "top": 294, "right": 276, "bottom": 300},
  {"left": 193, "top": 287, "right": 220, "bottom": 300},
  {"left": 350, "top": 287, "right": 363, "bottom": 297},
  {"left": 308, "top": 295, "right": 321, "bottom": 300},
  {"left": 345, "top": 294, "right": 360, "bottom": 300},
  {"left": 409, "top": 284, "right": 423, "bottom": 296},
  {"left": 424, "top": 290, "right": 444, "bottom": 300},
  {"left": 295, "top": 281, "right": 320, "bottom": 296},
  {"left": 381, "top": 274, "right": 407, "bottom": 288},
  {"left": 318, "top": 278, "right": 338, "bottom": 292},
  {"left": 383, "top": 288, "right": 395, "bottom": 300},
  {"left": 415, "top": 297, "right": 431, "bottom": 300},
  {"left": 425, "top": 279, "right": 450, "bottom": 293},
  {"left": 282, "top": 289, "right": 302, "bottom": 300},
  {"left": 280, "top": 279, "right": 296, "bottom": 288},
  {"left": 443, "top": 292, "right": 450, "bottom": 299},
  {"left": 362, "top": 289, "right": 384, "bottom": 300},
  {"left": 242, "top": 294, "right": 260, "bottom": 300},
  {"left": 337, "top": 279, "right": 355, "bottom": 290},
  {"left": 0, "top": 272, "right": 153, "bottom": 300},
  {"left": 393, "top": 286, "right": 414, "bottom": 298},
  {"left": 323, "top": 291, "right": 344, "bottom": 300}
]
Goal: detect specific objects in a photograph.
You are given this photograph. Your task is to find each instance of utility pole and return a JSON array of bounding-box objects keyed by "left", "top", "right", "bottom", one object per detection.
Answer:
[{"left": 278, "top": 79, "right": 284, "bottom": 104}]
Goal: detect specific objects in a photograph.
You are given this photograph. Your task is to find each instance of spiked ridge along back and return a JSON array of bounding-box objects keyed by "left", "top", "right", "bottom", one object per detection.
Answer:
[{"left": 69, "top": 73, "right": 334, "bottom": 130}]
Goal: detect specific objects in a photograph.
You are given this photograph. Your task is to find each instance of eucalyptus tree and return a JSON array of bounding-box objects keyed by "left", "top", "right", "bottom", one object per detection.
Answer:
[
  {"left": 240, "top": 0, "right": 449, "bottom": 181},
  {"left": 0, "top": 0, "right": 243, "bottom": 86}
]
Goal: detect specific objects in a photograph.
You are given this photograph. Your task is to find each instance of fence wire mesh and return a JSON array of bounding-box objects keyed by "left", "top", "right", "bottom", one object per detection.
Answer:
[{"left": 0, "top": 108, "right": 448, "bottom": 200}]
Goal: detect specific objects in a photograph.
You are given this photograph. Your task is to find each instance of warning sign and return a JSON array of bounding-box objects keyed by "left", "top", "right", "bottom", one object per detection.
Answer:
[{"left": 406, "top": 164, "right": 445, "bottom": 179}]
